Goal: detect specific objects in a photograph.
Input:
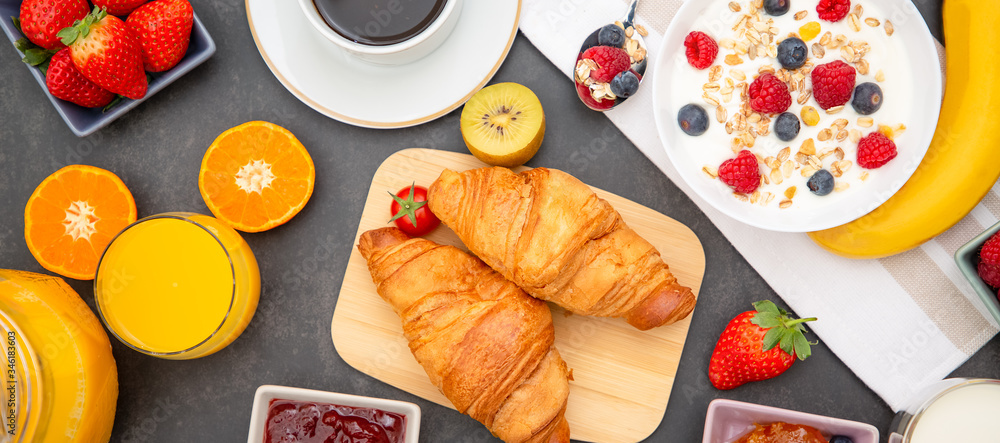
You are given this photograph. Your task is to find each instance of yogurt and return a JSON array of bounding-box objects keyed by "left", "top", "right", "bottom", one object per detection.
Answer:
[{"left": 669, "top": 0, "right": 912, "bottom": 212}]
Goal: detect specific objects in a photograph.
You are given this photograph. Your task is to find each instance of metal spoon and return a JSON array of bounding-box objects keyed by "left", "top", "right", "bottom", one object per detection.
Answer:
[{"left": 573, "top": 0, "right": 648, "bottom": 111}]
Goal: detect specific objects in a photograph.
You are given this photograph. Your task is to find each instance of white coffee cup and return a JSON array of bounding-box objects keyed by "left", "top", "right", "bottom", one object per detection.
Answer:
[{"left": 298, "top": 0, "right": 464, "bottom": 65}]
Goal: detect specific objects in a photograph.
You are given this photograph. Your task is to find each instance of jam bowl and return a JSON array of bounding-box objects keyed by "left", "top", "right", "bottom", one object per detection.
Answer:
[
  {"left": 246, "top": 385, "right": 420, "bottom": 443},
  {"left": 297, "top": 0, "right": 464, "bottom": 65}
]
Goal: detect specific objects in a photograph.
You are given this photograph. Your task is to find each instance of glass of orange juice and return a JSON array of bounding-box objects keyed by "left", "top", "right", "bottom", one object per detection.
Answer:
[{"left": 94, "top": 212, "right": 260, "bottom": 360}]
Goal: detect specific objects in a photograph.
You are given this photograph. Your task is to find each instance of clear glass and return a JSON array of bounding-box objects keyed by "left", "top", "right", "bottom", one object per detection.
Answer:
[
  {"left": 94, "top": 212, "right": 260, "bottom": 360},
  {"left": 888, "top": 378, "right": 1000, "bottom": 443},
  {"left": 0, "top": 269, "right": 118, "bottom": 443}
]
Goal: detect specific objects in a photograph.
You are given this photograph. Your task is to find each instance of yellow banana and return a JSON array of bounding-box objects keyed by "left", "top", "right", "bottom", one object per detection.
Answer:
[{"left": 808, "top": 0, "right": 1000, "bottom": 258}]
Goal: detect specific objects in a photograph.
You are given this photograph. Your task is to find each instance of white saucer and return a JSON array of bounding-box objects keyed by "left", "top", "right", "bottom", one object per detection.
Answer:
[{"left": 246, "top": 0, "right": 520, "bottom": 129}]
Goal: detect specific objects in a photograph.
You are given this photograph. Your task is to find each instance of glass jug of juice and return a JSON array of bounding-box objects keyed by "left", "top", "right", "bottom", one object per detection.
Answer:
[{"left": 0, "top": 269, "right": 118, "bottom": 442}]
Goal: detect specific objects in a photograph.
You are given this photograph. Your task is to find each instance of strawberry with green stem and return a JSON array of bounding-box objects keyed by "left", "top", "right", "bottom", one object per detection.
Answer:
[
  {"left": 57, "top": 7, "right": 148, "bottom": 100},
  {"left": 708, "top": 300, "right": 817, "bottom": 390}
]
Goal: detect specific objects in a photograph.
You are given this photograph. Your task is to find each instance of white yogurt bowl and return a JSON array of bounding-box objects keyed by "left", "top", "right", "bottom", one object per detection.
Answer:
[{"left": 652, "top": 0, "right": 942, "bottom": 232}]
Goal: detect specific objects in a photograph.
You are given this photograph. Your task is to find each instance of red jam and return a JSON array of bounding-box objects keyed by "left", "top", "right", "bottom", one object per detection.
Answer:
[
  {"left": 733, "top": 422, "right": 827, "bottom": 443},
  {"left": 264, "top": 399, "right": 407, "bottom": 443}
]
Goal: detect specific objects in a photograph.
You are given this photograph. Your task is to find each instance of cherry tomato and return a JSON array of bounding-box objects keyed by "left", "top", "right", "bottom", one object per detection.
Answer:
[{"left": 389, "top": 184, "right": 440, "bottom": 237}]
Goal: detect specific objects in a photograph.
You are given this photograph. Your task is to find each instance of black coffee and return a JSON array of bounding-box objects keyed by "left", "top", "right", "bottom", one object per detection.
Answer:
[{"left": 312, "top": 0, "right": 448, "bottom": 46}]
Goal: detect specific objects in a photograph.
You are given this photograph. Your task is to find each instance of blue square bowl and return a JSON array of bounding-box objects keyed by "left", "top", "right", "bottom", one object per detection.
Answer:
[
  {"left": 954, "top": 221, "right": 1000, "bottom": 326},
  {"left": 0, "top": 1, "right": 215, "bottom": 137}
]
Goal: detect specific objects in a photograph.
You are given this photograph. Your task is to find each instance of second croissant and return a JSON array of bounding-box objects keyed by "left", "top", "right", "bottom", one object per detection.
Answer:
[{"left": 428, "top": 166, "right": 697, "bottom": 330}]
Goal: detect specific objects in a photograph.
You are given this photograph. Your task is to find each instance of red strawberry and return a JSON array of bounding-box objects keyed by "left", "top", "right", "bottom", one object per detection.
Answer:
[
  {"left": 709, "top": 300, "right": 816, "bottom": 390},
  {"left": 856, "top": 132, "right": 897, "bottom": 169},
  {"left": 684, "top": 31, "right": 718, "bottom": 70},
  {"left": 91, "top": 0, "right": 149, "bottom": 17},
  {"left": 978, "top": 233, "right": 1000, "bottom": 288},
  {"left": 19, "top": 0, "right": 90, "bottom": 50},
  {"left": 581, "top": 46, "right": 631, "bottom": 83},
  {"left": 748, "top": 73, "right": 791, "bottom": 114},
  {"left": 46, "top": 48, "right": 115, "bottom": 108},
  {"left": 718, "top": 150, "right": 761, "bottom": 194},
  {"left": 811, "top": 60, "right": 856, "bottom": 110},
  {"left": 58, "top": 8, "right": 148, "bottom": 100},
  {"left": 817, "top": 0, "right": 851, "bottom": 22},
  {"left": 127, "top": 0, "right": 194, "bottom": 72}
]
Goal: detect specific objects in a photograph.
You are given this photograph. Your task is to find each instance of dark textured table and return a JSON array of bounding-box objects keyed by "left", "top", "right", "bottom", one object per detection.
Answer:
[{"left": 3, "top": 1, "right": 991, "bottom": 442}]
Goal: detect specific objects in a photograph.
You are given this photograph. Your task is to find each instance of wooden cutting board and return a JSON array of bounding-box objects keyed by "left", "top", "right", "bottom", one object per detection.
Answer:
[{"left": 332, "top": 148, "right": 705, "bottom": 443}]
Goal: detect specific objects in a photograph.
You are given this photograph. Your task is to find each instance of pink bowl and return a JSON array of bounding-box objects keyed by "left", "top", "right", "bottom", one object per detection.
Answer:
[{"left": 703, "top": 399, "right": 879, "bottom": 443}]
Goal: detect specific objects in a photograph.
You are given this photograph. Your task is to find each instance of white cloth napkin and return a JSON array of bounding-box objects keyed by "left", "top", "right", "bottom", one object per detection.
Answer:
[{"left": 519, "top": 0, "right": 997, "bottom": 411}]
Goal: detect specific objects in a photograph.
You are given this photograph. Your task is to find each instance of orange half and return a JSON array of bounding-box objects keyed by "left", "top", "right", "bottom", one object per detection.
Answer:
[
  {"left": 198, "top": 121, "right": 316, "bottom": 232},
  {"left": 24, "top": 165, "right": 138, "bottom": 280}
]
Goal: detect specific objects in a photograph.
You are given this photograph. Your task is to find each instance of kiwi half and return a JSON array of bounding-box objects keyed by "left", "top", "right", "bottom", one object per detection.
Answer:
[{"left": 460, "top": 83, "right": 545, "bottom": 167}]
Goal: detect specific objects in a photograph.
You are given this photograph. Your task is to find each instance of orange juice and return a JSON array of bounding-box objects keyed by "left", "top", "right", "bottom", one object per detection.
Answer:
[
  {"left": 0, "top": 269, "right": 117, "bottom": 443},
  {"left": 95, "top": 213, "right": 260, "bottom": 359}
]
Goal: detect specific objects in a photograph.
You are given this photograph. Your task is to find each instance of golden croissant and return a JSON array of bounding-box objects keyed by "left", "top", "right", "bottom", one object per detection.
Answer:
[
  {"left": 428, "top": 166, "right": 696, "bottom": 330},
  {"left": 357, "top": 227, "right": 571, "bottom": 443}
]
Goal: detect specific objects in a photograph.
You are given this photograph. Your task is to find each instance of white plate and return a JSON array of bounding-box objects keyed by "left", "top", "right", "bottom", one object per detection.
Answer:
[
  {"left": 652, "top": 0, "right": 942, "bottom": 232},
  {"left": 246, "top": 0, "right": 520, "bottom": 129}
]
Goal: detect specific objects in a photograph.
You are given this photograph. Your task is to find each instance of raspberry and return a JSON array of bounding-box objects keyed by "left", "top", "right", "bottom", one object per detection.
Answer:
[
  {"left": 684, "top": 31, "right": 718, "bottom": 70},
  {"left": 811, "top": 60, "right": 856, "bottom": 110},
  {"left": 718, "top": 150, "right": 761, "bottom": 194},
  {"left": 856, "top": 132, "right": 897, "bottom": 169},
  {"left": 817, "top": 0, "right": 851, "bottom": 22},
  {"left": 581, "top": 46, "right": 631, "bottom": 83},
  {"left": 979, "top": 233, "right": 1000, "bottom": 288},
  {"left": 748, "top": 73, "right": 791, "bottom": 114}
]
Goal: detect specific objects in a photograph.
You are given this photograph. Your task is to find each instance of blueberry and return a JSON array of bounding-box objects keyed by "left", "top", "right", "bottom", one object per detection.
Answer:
[
  {"left": 851, "top": 82, "right": 883, "bottom": 115},
  {"left": 777, "top": 37, "right": 808, "bottom": 70},
  {"left": 763, "top": 0, "right": 790, "bottom": 16},
  {"left": 610, "top": 71, "right": 640, "bottom": 99},
  {"left": 774, "top": 112, "right": 800, "bottom": 141},
  {"left": 807, "top": 169, "right": 835, "bottom": 196},
  {"left": 678, "top": 104, "right": 709, "bottom": 136},
  {"left": 829, "top": 436, "right": 854, "bottom": 443},
  {"left": 598, "top": 24, "right": 626, "bottom": 47}
]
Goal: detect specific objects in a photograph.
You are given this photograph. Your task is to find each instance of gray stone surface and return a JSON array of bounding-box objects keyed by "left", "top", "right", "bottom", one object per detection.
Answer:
[{"left": 1, "top": 1, "right": 989, "bottom": 442}]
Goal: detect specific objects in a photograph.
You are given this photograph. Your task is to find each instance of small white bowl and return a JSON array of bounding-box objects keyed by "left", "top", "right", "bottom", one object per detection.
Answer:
[
  {"left": 297, "top": 0, "right": 464, "bottom": 65},
  {"left": 246, "top": 385, "right": 421, "bottom": 443}
]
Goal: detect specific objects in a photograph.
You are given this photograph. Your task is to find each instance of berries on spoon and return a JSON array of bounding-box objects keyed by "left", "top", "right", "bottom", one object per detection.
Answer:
[
  {"left": 718, "top": 150, "right": 761, "bottom": 194},
  {"left": 817, "top": 0, "right": 851, "bottom": 22},
  {"left": 708, "top": 300, "right": 816, "bottom": 390},
  {"left": 851, "top": 82, "right": 883, "bottom": 115},
  {"left": 677, "top": 104, "right": 709, "bottom": 136},
  {"left": 774, "top": 112, "right": 800, "bottom": 141},
  {"left": 763, "top": 0, "right": 790, "bottom": 16},
  {"left": 684, "top": 31, "right": 718, "bottom": 70},
  {"left": 977, "top": 232, "right": 1000, "bottom": 288},
  {"left": 749, "top": 73, "right": 791, "bottom": 114},
  {"left": 581, "top": 46, "right": 631, "bottom": 83},
  {"left": 812, "top": 60, "right": 856, "bottom": 110},
  {"left": 597, "top": 23, "right": 626, "bottom": 47},
  {"left": 777, "top": 37, "right": 808, "bottom": 70},
  {"left": 807, "top": 169, "right": 835, "bottom": 196},
  {"left": 610, "top": 71, "right": 640, "bottom": 98},
  {"left": 857, "top": 132, "right": 897, "bottom": 169}
]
